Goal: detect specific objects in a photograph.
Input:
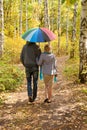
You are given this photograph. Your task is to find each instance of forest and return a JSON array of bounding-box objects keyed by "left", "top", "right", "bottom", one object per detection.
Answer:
[{"left": 0, "top": 0, "right": 87, "bottom": 129}]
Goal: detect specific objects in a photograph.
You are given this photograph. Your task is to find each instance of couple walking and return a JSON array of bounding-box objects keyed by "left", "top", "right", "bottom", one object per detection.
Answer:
[{"left": 20, "top": 41, "right": 57, "bottom": 103}]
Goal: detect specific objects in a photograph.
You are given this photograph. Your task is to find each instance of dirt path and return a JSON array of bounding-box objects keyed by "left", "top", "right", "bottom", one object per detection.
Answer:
[{"left": 0, "top": 56, "right": 87, "bottom": 130}]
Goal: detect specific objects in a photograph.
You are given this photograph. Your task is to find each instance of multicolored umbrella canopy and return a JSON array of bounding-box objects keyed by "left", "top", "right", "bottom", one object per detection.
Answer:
[{"left": 21, "top": 27, "right": 56, "bottom": 42}]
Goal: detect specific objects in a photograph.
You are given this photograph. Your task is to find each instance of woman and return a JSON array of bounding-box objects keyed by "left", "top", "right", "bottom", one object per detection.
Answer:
[{"left": 36, "top": 44, "right": 57, "bottom": 103}]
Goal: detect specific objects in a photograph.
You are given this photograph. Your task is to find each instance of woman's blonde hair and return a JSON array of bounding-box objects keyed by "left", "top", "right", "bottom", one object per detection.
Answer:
[{"left": 44, "top": 44, "right": 52, "bottom": 52}]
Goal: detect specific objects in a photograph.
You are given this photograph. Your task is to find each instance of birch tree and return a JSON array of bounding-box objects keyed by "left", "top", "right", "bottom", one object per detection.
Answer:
[
  {"left": 58, "top": 0, "right": 61, "bottom": 54},
  {"left": 38, "top": 0, "right": 42, "bottom": 4},
  {"left": 13, "top": 1, "right": 19, "bottom": 38},
  {"left": 0, "top": 0, "right": 4, "bottom": 57},
  {"left": 26, "top": 0, "right": 28, "bottom": 31},
  {"left": 79, "top": 0, "right": 87, "bottom": 83},
  {"left": 66, "top": 1, "right": 70, "bottom": 54},
  {"left": 72, "top": 3, "right": 78, "bottom": 42},
  {"left": 32, "top": 0, "right": 35, "bottom": 3},
  {"left": 70, "top": 3, "right": 78, "bottom": 58},
  {"left": 44, "top": 0, "right": 50, "bottom": 29},
  {"left": 19, "top": 0, "right": 22, "bottom": 35},
  {"left": 62, "top": 0, "right": 78, "bottom": 54},
  {"left": 50, "top": 1, "right": 54, "bottom": 31}
]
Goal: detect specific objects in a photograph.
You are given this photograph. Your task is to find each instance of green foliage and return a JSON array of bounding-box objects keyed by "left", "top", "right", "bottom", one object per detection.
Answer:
[
  {"left": 3, "top": 37, "right": 24, "bottom": 64},
  {"left": 81, "top": 64, "right": 87, "bottom": 74},
  {"left": 39, "top": 34, "right": 68, "bottom": 56},
  {"left": 2, "top": 0, "right": 82, "bottom": 84},
  {"left": 0, "top": 62, "right": 25, "bottom": 92},
  {"left": 0, "top": 94, "right": 6, "bottom": 105},
  {"left": 81, "top": 88, "right": 87, "bottom": 95},
  {"left": 64, "top": 57, "right": 79, "bottom": 80},
  {"left": 3, "top": 0, "right": 81, "bottom": 58},
  {"left": 61, "top": 0, "right": 78, "bottom": 5},
  {"left": 0, "top": 98, "right": 3, "bottom": 105},
  {"left": 69, "top": 40, "right": 79, "bottom": 58},
  {"left": 70, "top": 0, "right": 78, "bottom": 4},
  {"left": 61, "top": 0, "right": 65, "bottom": 4}
]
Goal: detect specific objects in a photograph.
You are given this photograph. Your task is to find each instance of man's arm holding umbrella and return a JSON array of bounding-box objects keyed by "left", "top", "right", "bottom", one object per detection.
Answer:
[{"left": 35, "top": 44, "right": 41, "bottom": 59}]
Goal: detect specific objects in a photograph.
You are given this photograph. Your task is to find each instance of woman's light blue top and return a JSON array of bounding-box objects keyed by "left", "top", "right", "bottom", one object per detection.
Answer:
[{"left": 36, "top": 52, "right": 57, "bottom": 75}]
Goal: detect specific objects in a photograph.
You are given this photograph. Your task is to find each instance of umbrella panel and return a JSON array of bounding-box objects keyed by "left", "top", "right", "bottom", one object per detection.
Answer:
[
  {"left": 21, "top": 27, "right": 56, "bottom": 42},
  {"left": 30, "top": 29, "right": 50, "bottom": 42}
]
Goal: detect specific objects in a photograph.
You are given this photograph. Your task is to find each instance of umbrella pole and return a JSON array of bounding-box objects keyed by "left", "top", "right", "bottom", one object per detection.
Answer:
[{"left": 39, "top": 42, "right": 40, "bottom": 47}]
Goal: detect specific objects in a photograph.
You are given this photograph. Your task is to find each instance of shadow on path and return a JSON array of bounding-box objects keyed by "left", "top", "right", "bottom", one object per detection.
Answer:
[{"left": 0, "top": 56, "right": 87, "bottom": 130}]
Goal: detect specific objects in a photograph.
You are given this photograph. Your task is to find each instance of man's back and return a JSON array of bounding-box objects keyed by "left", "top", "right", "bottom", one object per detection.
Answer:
[{"left": 20, "top": 42, "right": 41, "bottom": 69}]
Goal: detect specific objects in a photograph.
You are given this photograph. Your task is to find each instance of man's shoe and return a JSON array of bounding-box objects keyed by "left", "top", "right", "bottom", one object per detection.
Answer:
[{"left": 29, "top": 97, "right": 33, "bottom": 102}]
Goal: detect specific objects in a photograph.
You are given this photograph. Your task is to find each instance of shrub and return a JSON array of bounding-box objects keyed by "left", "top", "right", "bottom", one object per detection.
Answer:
[
  {"left": 3, "top": 37, "right": 24, "bottom": 64},
  {"left": 64, "top": 57, "right": 79, "bottom": 81},
  {"left": 0, "top": 62, "right": 24, "bottom": 92}
]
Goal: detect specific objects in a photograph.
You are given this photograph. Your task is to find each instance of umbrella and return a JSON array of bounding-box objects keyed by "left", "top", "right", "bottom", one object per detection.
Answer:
[{"left": 21, "top": 27, "right": 56, "bottom": 42}]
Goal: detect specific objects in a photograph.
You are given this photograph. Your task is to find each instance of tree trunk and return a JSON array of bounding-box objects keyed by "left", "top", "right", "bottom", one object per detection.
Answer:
[
  {"left": 44, "top": 0, "right": 50, "bottom": 29},
  {"left": 79, "top": 0, "right": 87, "bottom": 83},
  {"left": 14, "top": 22, "right": 17, "bottom": 39},
  {"left": 19, "top": 0, "right": 22, "bottom": 35},
  {"left": 70, "top": 3, "right": 78, "bottom": 58},
  {"left": 66, "top": 7, "right": 69, "bottom": 54},
  {"left": 0, "top": 0, "right": 4, "bottom": 57},
  {"left": 38, "top": 0, "right": 42, "bottom": 4},
  {"left": 58, "top": 0, "right": 61, "bottom": 55},
  {"left": 26, "top": 0, "right": 28, "bottom": 31},
  {"left": 50, "top": 1, "right": 54, "bottom": 31},
  {"left": 32, "top": 0, "right": 35, "bottom": 3}
]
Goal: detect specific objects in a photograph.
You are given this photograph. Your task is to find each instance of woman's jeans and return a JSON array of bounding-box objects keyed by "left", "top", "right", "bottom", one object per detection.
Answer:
[{"left": 26, "top": 71, "right": 38, "bottom": 101}]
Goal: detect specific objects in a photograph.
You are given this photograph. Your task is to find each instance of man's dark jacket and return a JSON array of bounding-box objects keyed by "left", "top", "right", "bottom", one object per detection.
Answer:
[{"left": 20, "top": 42, "right": 41, "bottom": 73}]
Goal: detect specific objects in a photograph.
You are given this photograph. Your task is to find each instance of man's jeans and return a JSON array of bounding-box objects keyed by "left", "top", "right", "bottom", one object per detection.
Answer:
[{"left": 26, "top": 71, "right": 38, "bottom": 100}]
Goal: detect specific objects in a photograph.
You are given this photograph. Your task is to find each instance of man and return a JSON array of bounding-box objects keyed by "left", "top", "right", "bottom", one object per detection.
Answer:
[{"left": 20, "top": 41, "right": 41, "bottom": 102}]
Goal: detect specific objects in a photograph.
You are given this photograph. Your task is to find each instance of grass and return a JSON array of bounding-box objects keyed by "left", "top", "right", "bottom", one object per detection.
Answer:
[
  {"left": 64, "top": 57, "right": 79, "bottom": 81},
  {"left": 0, "top": 61, "right": 25, "bottom": 92},
  {"left": 81, "top": 88, "right": 87, "bottom": 95}
]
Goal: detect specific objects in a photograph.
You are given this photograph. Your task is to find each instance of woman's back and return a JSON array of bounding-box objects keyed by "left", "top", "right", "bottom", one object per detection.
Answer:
[{"left": 37, "top": 52, "right": 56, "bottom": 75}]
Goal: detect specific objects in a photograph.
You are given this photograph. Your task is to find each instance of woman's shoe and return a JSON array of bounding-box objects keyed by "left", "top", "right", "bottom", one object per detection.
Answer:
[
  {"left": 29, "top": 96, "right": 33, "bottom": 102},
  {"left": 44, "top": 98, "right": 48, "bottom": 103},
  {"left": 47, "top": 99, "right": 51, "bottom": 103}
]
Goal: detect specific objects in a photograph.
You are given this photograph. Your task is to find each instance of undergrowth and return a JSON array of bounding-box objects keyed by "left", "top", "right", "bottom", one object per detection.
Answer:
[
  {"left": 0, "top": 61, "right": 24, "bottom": 92},
  {"left": 64, "top": 57, "right": 79, "bottom": 81}
]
